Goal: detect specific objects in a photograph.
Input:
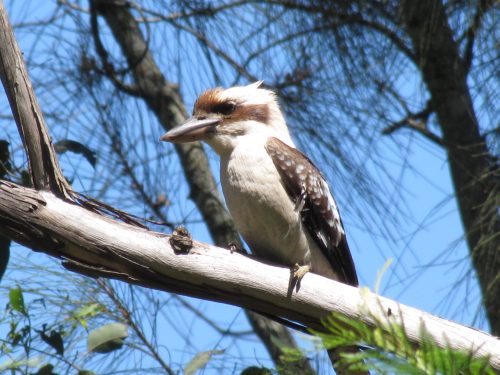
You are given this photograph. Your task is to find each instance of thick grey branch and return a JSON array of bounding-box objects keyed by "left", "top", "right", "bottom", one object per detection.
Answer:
[{"left": 0, "top": 181, "right": 499, "bottom": 370}]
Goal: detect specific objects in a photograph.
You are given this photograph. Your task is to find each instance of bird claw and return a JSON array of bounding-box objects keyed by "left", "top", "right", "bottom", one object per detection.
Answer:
[
  {"left": 288, "top": 263, "right": 311, "bottom": 296},
  {"left": 292, "top": 263, "right": 311, "bottom": 282}
]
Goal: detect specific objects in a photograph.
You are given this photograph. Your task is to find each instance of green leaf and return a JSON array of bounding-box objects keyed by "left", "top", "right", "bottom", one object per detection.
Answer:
[
  {"left": 316, "top": 311, "right": 496, "bottom": 375},
  {"left": 9, "top": 287, "right": 26, "bottom": 315},
  {"left": 87, "top": 323, "right": 128, "bottom": 353},
  {"left": 184, "top": 349, "right": 224, "bottom": 375},
  {"left": 8, "top": 322, "right": 30, "bottom": 346},
  {"left": 54, "top": 139, "right": 97, "bottom": 167},
  {"left": 72, "top": 303, "right": 102, "bottom": 330},
  {"left": 74, "top": 303, "right": 102, "bottom": 319},
  {"left": 77, "top": 371, "right": 96, "bottom": 375}
]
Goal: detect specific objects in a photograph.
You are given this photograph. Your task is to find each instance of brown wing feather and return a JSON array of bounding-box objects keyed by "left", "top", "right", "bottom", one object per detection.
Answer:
[{"left": 265, "top": 137, "right": 358, "bottom": 286}]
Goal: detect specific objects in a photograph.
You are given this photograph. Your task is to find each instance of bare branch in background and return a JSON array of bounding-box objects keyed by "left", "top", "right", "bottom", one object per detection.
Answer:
[
  {"left": 382, "top": 103, "right": 444, "bottom": 147},
  {"left": 461, "top": 0, "right": 496, "bottom": 73}
]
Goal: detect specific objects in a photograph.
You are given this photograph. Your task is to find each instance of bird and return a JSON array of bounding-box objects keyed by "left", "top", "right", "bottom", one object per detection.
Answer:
[
  {"left": 160, "top": 81, "right": 358, "bottom": 288},
  {"left": 160, "top": 81, "right": 366, "bottom": 374}
]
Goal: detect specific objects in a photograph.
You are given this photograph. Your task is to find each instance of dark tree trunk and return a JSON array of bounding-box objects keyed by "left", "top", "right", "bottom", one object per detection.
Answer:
[{"left": 400, "top": 0, "right": 500, "bottom": 334}]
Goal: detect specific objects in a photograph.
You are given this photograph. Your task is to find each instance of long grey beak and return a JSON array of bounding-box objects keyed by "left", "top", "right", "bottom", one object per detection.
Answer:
[{"left": 160, "top": 117, "right": 220, "bottom": 143}]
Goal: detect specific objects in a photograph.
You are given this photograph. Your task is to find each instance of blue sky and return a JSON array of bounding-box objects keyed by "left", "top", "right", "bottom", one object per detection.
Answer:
[{"left": 0, "top": 1, "right": 489, "bottom": 374}]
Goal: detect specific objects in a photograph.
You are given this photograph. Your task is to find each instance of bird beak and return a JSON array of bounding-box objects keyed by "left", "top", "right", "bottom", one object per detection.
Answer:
[{"left": 160, "top": 117, "right": 221, "bottom": 143}]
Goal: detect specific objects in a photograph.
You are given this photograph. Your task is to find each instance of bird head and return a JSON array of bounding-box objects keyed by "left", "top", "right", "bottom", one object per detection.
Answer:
[{"left": 160, "top": 81, "right": 293, "bottom": 154}]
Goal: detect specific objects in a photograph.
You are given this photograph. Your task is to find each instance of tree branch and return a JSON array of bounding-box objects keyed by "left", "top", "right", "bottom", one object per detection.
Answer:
[
  {"left": 88, "top": 0, "right": 142, "bottom": 96},
  {"left": 264, "top": 0, "right": 415, "bottom": 61},
  {"left": 461, "top": 0, "right": 495, "bottom": 73},
  {"left": 96, "top": 279, "right": 176, "bottom": 375},
  {"left": 0, "top": 181, "right": 499, "bottom": 370},
  {"left": 382, "top": 104, "right": 445, "bottom": 147},
  {"left": 400, "top": 0, "right": 500, "bottom": 335},
  {"left": 0, "top": 4, "right": 72, "bottom": 198}
]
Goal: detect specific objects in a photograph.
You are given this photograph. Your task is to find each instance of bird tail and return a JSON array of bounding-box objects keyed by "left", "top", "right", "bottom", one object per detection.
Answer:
[{"left": 327, "top": 346, "right": 370, "bottom": 375}]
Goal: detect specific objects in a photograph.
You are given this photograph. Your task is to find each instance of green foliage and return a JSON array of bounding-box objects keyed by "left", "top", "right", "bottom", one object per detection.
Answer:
[
  {"left": 269, "top": 260, "right": 497, "bottom": 374},
  {"left": 270, "top": 336, "right": 307, "bottom": 364},
  {"left": 0, "top": 280, "right": 122, "bottom": 374},
  {"left": 302, "top": 313, "right": 497, "bottom": 375},
  {"left": 70, "top": 303, "right": 103, "bottom": 330},
  {"left": 9, "top": 287, "right": 27, "bottom": 316}
]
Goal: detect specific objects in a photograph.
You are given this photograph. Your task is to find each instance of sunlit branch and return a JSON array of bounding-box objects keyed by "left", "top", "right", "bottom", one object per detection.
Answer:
[{"left": 0, "top": 183, "right": 498, "bottom": 371}]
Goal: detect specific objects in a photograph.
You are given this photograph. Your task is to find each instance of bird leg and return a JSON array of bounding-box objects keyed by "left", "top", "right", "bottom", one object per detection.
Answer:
[
  {"left": 288, "top": 263, "right": 311, "bottom": 295},
  {"left": 293, "top": 263, "right": 311, "bottom": 281}
]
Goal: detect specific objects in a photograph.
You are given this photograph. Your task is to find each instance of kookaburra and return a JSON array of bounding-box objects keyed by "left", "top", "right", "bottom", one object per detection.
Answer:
[{"left": 160, "top": 81, "right": 358, "bottom": 287}]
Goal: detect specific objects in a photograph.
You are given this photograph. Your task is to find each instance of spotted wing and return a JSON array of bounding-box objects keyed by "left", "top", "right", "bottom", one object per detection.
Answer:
[{"left": 265, "top": 137, "right": 358, "bottom": 286}]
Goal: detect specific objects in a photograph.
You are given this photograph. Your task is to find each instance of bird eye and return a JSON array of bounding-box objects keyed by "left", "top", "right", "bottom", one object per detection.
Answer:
[{"left": 213, "top": 101, "right": 236, "bottom": 116}]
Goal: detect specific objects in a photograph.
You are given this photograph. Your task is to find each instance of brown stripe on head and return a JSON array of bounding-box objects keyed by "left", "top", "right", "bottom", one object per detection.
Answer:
[
  {"left": 232, "top": 103, "right": 270, "bottom": 124},
  {"left": 194, "top": 87, "right": 271, "bottom": 124},
  {"left": 193, "top": 88, "right": 225, "bottom": 115}
]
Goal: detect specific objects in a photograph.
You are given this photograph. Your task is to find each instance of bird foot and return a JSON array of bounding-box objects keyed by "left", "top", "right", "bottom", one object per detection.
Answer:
[
  {"left": 293, "top": 263, "right": 311, "bottom": 282},
  {"left": 288, "top": 264, "right": 311, "bottom": 296}
]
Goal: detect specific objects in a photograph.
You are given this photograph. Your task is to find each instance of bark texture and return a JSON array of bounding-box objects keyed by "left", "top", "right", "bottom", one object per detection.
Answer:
[
  {"left": 0, "top": 181, "right": 498, "bottom": 370},
  {"left": 0, "top": 6, "right": 71, "bottom": 198},
  {"left": 399, "top": 0, "right": 500, "bottom": 335}
]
